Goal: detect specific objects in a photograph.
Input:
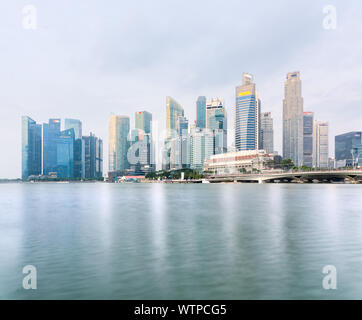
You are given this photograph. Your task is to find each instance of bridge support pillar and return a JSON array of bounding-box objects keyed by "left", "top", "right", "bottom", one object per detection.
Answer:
[{"left": 258, "top": 178, "right": 264, "bottom": 184}]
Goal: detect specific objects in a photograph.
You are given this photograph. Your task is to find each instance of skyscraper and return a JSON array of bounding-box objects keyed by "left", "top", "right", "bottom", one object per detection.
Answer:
[
  {"left": 177, "top": 116, "right": 189, "bottom": 137},
  {"left": 65, "top": 119, "right": 83, "bottom": 178},
  {"left": 206, "top": 98, "right": 227, "bottom": 155},
  {"left": 109, "top": 115, "right": 130, "bottom": 172},
  {"left": 43, "top": 119, "right": 61, "bottom": 176},
  {"left": 82, "top": 133, "right": 103, "bottom": 179},
  {"left": 196, "top": 96, "right": 206, "bottom": 129},
  {"left": 56, "top": 128, "right": 74, "bottom": 178},
  {"left": 335, "top": 132, "right": 362, "bottom": 167},
  {"left": 314, "top": 122, "right": 329, "bottom": 168},
  {"left": 166, "top": 96, "right": 184, "bottom": 139},
  {"left": 260, "top": 112, "right": 274, "bottom": 154},
  {"left": 283, "top": 71, "right": 304, "bottom": 166},
  {"left": 168, "top": 116, "right": 189, "bottom": 170},
  {"left": 235, "top": 73, "right": 260, "bottom": 151},
  {"left": 135, "top": 111, "right": 152, "bottom": 134},
  {"left": 190, "top": 127, "right": 214, "bottom": 171},
  {"left": 21, "top": 116, "right": 42, "bottom": 179},
  {"left": 303, "top": 112, "right": 314, "bottom": 167}
]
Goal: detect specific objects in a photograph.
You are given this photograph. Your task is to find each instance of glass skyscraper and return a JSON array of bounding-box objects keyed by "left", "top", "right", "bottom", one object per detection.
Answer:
[
  {"left": 190, "top": 127, "right": 214, "bottom": 171},
  {"left": 56, "top": 128, "right": 75, "bottom": 178},
  {"left": 109, "top": 115, "right": 130, "bottom": 172},
  {"left": 166, "top": 96, "right": 184, "bottom": 139},
  {"left": 135, "top": 111, "right": 152, "bottom": 134},
  {"left": 196, "top": 96, "right": 206, "bottom": 129},
  {"left": 21, "top": 116, "right": 42, "bottom": 179},
  {"left": 82, "top": 133, "right": 103, "bottom": 179},
  {"left": 65, "top": 119, "right": 83, "bottom": 178},
  {"left": 206, "top": 98, "right": 227, "bottom": 155},
  {"left": 235, "top": 73, "right": 260, "bottom": 151},
  {"left": 283, "top": 71, "right": 304, "bottom": 166},
  {"left": 303, "top": 112, "right": 314, "bottom": 167},
  {"left": 43, "top": 119, "right": 61, "bottom": 176},
  {"left": 260, "top": 112, "right": 274, "bottom": 154},
  {"left": 335, "top": 132, "right": 362, "bottom": 167}
]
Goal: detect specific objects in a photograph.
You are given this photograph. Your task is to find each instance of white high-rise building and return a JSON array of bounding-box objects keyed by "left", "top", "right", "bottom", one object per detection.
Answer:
[
  {"left": 283, "top": 72, "right": 304, "bottom": 166},
  {"left": 190, "top": 128, "right": 214, "bottom": 171},
  {"left": 314, "top": 122, "right": 329, "bottom": 168}
]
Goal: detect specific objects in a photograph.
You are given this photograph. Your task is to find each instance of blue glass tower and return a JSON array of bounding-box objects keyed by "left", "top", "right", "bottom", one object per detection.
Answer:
[
  {"left": 43, "top": 119, "right": 61, "bottom": 175},
  {"left": 65, "top": 119, "right": 83, "bottom": 178},
  {"left": 196, "top": 96, "right": 206, "bottom": 129},
  {"left": 56, "top": 128, "right": 74, "bottom": 178},
  {"left": 235, "top": 73, "right": 260, "bottom": 151},
  {"left": 21, "top": 116, "right": 42, "bottom": 179}
]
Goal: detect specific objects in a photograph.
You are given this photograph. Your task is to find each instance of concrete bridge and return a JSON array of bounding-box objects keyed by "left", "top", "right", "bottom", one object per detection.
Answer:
[{"left": 207, "top": 170, "right": 362, "bottom": 184}]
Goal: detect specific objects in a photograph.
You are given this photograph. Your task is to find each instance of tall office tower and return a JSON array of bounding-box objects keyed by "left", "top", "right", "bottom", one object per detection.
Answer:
[
  {"left": 135, "top": 111, "right": 152, "bottom": 134},
  {"left": 335, "top": 132, "right": 362, "bottom": 167},
  {"left": 314, "top": 122, "right": 329, "bottom": 168},
  {"left": 56, "top": 128, "right": 75, "bottom": 178},
  {"left": 196, "top": 96, "right": 206, "bottom": 129},
  {"left": 168, "top": 116, "right": 189, "bottom": 170},
  {"left": 206, "top": 98, "right": 226, "bottom": 129},
  {"left": 82, "top": 133, "right": 103, "bottom": 179},
  {"left": 260, "top": 112, "right": 274, "bottom": 154},
  {"left": 283, "top": 71, "right": 304, "bottom": 166},
  {"left": 177, "top": 116, "right": 189, "bottom": 136},
  {"left": 206, "top": 98, "right": 227, "bottom": 155},
  {"left": 190, "top": 128, "right": 214, "bottom": 171},
  {"left": 43, "top": 119, "right": 61, "bottom": 175},
  {"left": 65, "top": 119, "right": 83, "bottom": 178},
  {"left": 303, "top": 112, "right": 314, "bottom": 167},
  {"left": 21, "top": 116, "right": 42, "bottom": 179},
  {"left": 109, "top": 115, "right": 130, "bottom": 172},
  {"left": 166, "top": 96, "right": 184, "bottom": 139},
  {"left": 235, "top": 73, "right": 260, "bottom": 151},
  {"left": 129, "top": 129, "right": 154, "bottom": 175}
]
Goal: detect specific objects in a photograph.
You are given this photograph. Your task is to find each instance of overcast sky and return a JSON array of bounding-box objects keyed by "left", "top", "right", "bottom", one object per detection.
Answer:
[{"left": 0, "top": 0, "right": 361, "bottom": 178}]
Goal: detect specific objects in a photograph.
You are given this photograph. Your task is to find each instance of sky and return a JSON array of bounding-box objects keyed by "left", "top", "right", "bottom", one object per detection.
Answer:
[{"left": 0, "top": 0, "right": 361, "bottom": 178}]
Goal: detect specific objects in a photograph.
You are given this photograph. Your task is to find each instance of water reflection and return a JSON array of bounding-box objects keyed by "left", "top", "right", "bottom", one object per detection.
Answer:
[{"left": 1, "top": 183, "right": 362, "bottom": 299}]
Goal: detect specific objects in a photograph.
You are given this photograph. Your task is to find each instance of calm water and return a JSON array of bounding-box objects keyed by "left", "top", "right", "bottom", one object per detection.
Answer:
[{"left": 1, "top": 183, "right": 362, "bottom": 299}]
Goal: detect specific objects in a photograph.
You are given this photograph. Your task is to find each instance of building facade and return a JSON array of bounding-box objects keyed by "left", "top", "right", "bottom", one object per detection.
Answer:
[
  {"left": 235, "top": 73, "right": 260, "bottom": 151},
  {"left": 65, "top": 119, "right": 83, "bottom": 178},
  {"left": 135, "top": 111, "right": 152, "bottom": 134},
  {"left": 166, "top": 96, "right": 184, "bottom": 139},
  {"left": 204, "top": 150, "right": 272, "bottom": 175},
  {"left": 260, "top": 112, "right": 274, "bottom": 154},
  {"left": 42, "top": 119, "right": 61, "bottom": 176},
  {"left": 21, "top": 116, "right": 42, "bottom": 179},
  {"left": 303, "top": 112, "right": 314, "bottom": 167},
  {"left": 83, "top": 133, "right": 103, "bottom": 179},
  {"left": 190, "top": 128, "right": 213, "bottom": 171},
  {"left": 283, "top": 71, "right": 304, "bottom": 166},
  {"left": 206, "top": 98, "right": 227, "bottom": 155},
  {"left": 314, "top": 122, "right": 329, "bottom": 168},
  {"left": 335, "top": 132, "right": 362, "bottom": 167},
  {"left": 196, "top": 96, "right": 206, "bottom": 129},
  {"left": 56, "top": 128, "right": 75, "bottom": 178},
  {"left": 109, "top": 115, "right": 130, "bottom": 173}
]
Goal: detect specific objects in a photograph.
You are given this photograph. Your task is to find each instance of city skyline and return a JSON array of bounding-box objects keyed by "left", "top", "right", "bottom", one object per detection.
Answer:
[{"left": 1, "top": 1, "right": 362, "bottom": 178}]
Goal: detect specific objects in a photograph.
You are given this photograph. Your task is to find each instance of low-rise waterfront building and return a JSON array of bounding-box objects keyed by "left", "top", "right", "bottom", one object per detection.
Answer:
[{"left": 203, "top": 150, "right": 273, "bottom": 175}]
